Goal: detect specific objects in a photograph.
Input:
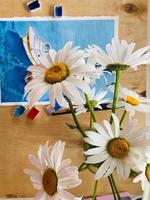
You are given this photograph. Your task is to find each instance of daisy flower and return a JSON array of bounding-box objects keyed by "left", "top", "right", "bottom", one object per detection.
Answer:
[
  {"left": 86, "top": 46, "right": 112, "bottom": 84},
  {"left": 24, "top": 141, "right": 81, "bottom": 200},
  {"left": 24, "top": 41, "right": 95, "bottom": 109},
  {"left": 133, "top": 158, "right": 150, "bottom": 200},
  {"left": 119, "top": 87, "right": 150, "bottom": 118},
  {"left": 107, "top": 85, "right": 150, "bottom": 118},
  {"left": 88, "top": 37, "right": 150, "bottom": 71},
  {"left": 73, "top": 88, "right": 110, "bottom": 115},
  {"left": 84, "top": 114, "right": 149, "bottom": 180}
]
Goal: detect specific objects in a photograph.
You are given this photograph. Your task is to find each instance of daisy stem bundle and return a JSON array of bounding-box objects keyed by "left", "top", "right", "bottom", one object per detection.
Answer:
[
  {"left": 84, "top": 93, "right": 96, "bottom": 123},
  {"left": 110, "top": 175, "right": 121, "bottom": 200},
  {"left": 92, "top": 180, "right": 99, "bottom": 200},
  {"left": 78, "top": 163, "right": 89, "bottom": 172},
  {"left": 108, "top": 174, "right": 121, "bottom": 200},
  {"left": 90, "top": 107, "right": 94, "bottom": 130},
  {"left": 119, "top": 110, "right": 127, "bottom": 129},
  {"left": 108, "top": 176, "right": 117, "bottom": 199},
  {"left": 109, "top": 70, "right": 122, "bottom": 200},
  {"left": 67, "top": 98, "right": 86, "bottom": 137},
  {"left": 110, "top": 70, "right": 121, "bottom": 124}
]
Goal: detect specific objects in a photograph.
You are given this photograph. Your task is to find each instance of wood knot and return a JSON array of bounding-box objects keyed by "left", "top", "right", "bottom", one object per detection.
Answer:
[
  {"left": 5, "top": 194, "right": 18, "bottom": 198},
  {"left": 123, "top": 3, "right": 138, "bottom": 13}
]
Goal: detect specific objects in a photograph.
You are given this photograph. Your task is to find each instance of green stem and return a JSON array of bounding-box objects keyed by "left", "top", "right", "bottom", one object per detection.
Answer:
[
  {"left": 110, "top": 70, "right": 121, "bottom": 124},
  {"left": 108, "top": 70, "right": 121, "bottom": 200},
  {"left": 88, "top": 167, "right": 96, "bottom": 174},
  {"left": 110, "top": 175, "right": 121, "bottom": 200},
  {"left": 89, "top": 107, "right": 94, "bottom": 130},
  {"left": 119, "top": 110, "right": 127, "bottom": 129},
  {"left": 67, "top": 98, "right": 86, "bottom": 137},
  {"left": 92, "top": 180, "right": 98, "bottom": 200},
  {"left": 78, "top": 163, "right": 88, "bottom": 172},
  {"left": 108, "top": 176, "right": 117, "bottom": 200},
  {"left": 84, "top": 93, "right": 96, "bottom": 122},
  {"left": 88, "top": 165, "right": 97, "bottom": 174}
]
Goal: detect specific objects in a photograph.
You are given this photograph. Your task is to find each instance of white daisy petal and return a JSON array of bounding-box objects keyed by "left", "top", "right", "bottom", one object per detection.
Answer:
[
  {"left": 106, "top": 44, "right": 115, "bottom": 62},
  {"left": 87, "top": 38, "right": 150, "bottom": 70},
  {"left": 118, "top": 86, "right": 150, "bottom": 117},
  {"left": 38, "top": 143, "right": 53, "bottom": 167},
  {"left": 84, "top": 136, "right": 106, "bottom": 147},
  {"left": 57, "top": 159, "right": 72, "bottom": 173},
  {"left": 73, "top": 88, "right": 108, "bottom": 115},
  {"left": 59, "top": 178, "right": 81, "bottom": 189},
  {"left": 84, "top": 147, "right": 105, "bottom": 156},
  {"left": 61, "top": 80, "right": 82, "bottom": 101},
  {"left": 93, "top": 123, "right": 110, "bottom": 139},
  {"left": 123, "top": 42, "right": 135, "bottom": 62},
  {"left": 103, "top": 120, "right": 114, "bottom": 138},
  {"left": 24, "top": 141, "right": 81, "bottom": 200},
  {"left": 85, "top": 131, "right": 107, "bottom": 145},
  {"left": 48, "top": 49, "right": 57, "bottom": 64},
  {"left": 38, "top": 53, "right": 52, "bottom": 68},
  {"left": 104, "top": 159, "right": 116, "bottom": 177},
  {"left": 24, "top": 169, "right": 42, "bottom": 180},
  {"left": 119, "top": 40, "right": 128, "bottom": 62},
  {"left": 50, "top": 141, "right": 65, "bottom": 169},
  {"left": 133, "top": 173, "right": 144, "bottom": 183},
  {"left": 25, "top": 82, "right": 47, "bottom": 96},
  {"left": 70, "top": 64, "right": 95, "bottom": 75},
  {"left": 31, "top": 176, "right": 42, "bottom": 185},
  {"left": 28, "top": 155, "right": 45, "bottom": 170},
  {"left": 54, "top": 83, "right": 68, "bottom": 108},
  {"left": 93, "top": 45, "right": 112, "bottom": 64},
  {"left": 58, "top": 188, "right": 80, "bottom": 200},
  {"left": 34, "top": 191, "right": 46, "bottom": 200},
  {"left": 27, "top": 84, "right": 50, "bottom": 109},
  {"left": 49, "top": 84, "right": 56, "bottom": 107},
  {"left": 65, "top": 51, "right": 85, "bottom": 67},
  {"left": 61, "top": 41, "right": 73, "bottom": 61},
  {"left": 33, "top": 183, "right": 43, "bottom": 190},
  {"left": 84, "top": 114, "right": 150, "bottom": 181},
  {"left": 111, "top": 113, "right": 120, "bottom": 137},
  {"left": 143, "top": 182, "right": 150, "bottom": 200},
  {"left": 116, "top": 160, "right": 131, "bottom": 180},
  {"left": 95, "top": 158, "right": 112, "bottom": 180},
  {"left": 85, "top": 152, "right": 109, "bottom": 164},
  {"left": 28, "top": 65, "right": 47, "bottom": 72},
  {"left": 58, "top": 166, "right": 78, "bottom": 179},
  {"left": 25, "top": 41, "right": 94, "bottom": 108},
  {"left": 67, "top": 76, "right": 90, "bottom": 94}
]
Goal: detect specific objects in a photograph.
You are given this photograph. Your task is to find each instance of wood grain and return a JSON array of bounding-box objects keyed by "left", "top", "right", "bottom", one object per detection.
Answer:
[
  {"left": 0, "top": 0, "right": 148, "bottom": 197},
  {"left": 0, "top": 107, "right": 146, "bottom": 197}
]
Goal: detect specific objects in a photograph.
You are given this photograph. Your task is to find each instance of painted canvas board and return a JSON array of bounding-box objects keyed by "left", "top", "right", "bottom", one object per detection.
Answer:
[{"left": 0, "top": 17, "right": 118, "bottom": 105}]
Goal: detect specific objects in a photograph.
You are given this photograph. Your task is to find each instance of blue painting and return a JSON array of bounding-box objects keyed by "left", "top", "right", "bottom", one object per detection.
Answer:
[{"left": 0, "top": 17, "right": 118, "bottom": 105}]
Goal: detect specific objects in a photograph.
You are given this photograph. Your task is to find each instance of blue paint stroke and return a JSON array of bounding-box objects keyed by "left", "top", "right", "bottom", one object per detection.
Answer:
[{"left": 0, "top": 19, "right": 116, "bottom": 103}]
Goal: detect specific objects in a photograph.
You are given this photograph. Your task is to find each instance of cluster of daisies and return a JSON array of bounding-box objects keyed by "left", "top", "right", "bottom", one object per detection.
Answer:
[{"left": 24, "top": 37, "right": 150, "bottom": 200}]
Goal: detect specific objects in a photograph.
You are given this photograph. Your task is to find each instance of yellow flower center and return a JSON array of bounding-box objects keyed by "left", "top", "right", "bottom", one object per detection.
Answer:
[
  {"left": 145, "top": 164, "right": 150, "bottom": 182},
  {"left": 107, "top": 138, "right": 129, "bottom": 159},
  {"left": 45, "top": 63, "right": 69, "bottom": 84},
  {"left": 126, "top": 96, "right": 140, "bottom": 106},
  {"left": 42, "top": 168, "right": 58, "bottom": 196}
]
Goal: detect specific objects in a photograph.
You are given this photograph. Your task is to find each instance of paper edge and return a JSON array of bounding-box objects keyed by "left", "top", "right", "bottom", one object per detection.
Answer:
[{"left": 0, "top": 16, "right": 119, "bottom": 21}]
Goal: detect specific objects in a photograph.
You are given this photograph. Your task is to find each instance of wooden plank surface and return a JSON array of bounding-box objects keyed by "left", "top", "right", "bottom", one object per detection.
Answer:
[{"left": 0, "top": 0, "right": 148, "bottom": 197}]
